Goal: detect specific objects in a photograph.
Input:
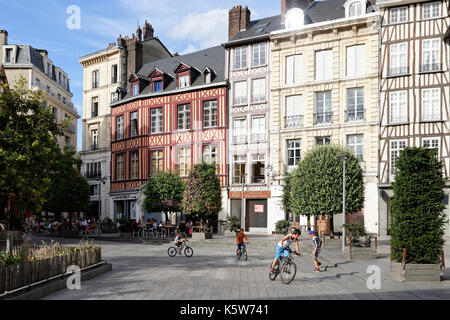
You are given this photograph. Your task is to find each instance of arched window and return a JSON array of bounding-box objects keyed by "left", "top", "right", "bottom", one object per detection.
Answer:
[
  {"left": 349, "top": 1, "right": 362, "bottom": 17},
  {"left": 285, "top": 8, "right": 304, "bottom": 30}
]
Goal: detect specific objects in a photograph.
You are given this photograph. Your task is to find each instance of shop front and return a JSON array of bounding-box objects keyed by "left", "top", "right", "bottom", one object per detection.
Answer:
[
  {"left": 111, "top": 192, "right": 138, "bottom": 222},
  {"left": 229, "top": 191, "right": 270, "bottom": 233}
]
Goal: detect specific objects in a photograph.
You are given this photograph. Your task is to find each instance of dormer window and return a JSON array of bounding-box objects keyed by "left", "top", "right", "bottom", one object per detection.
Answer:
[
  {"left": 345, "top": 0, "right": 365, "bottom": 18},
  {"left": 132, "top": 84, "right": 139, "bottom": 96},
  {"left": 205, "top": 71, "right": 211, "bottom": 84},
  {"left": 153, "top": 80, "right": 162, "bottom": 92},
  {"left": 285, "top": 8, "right": 304, "bottom": 30},
  {"left": 179, "top": 75, "right": 190, "bottom": 88},
  {"left": 4, "top": 48, "right": 12, "bottom": 63}
]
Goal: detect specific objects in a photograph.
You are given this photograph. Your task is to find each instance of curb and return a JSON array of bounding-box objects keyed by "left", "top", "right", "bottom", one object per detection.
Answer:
[{"left": 5, "top": 262, "right": 112, "bottom": 300}]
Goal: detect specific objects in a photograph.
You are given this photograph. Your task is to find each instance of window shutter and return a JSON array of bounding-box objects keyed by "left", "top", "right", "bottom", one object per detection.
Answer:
[
  {"left": 315, "top": 51, "right": 323, "bottom": 80},
  {"left": 294, "top": 55, "right": 302, "bottom": 83},
  {"left": 286, "top": 56, "right": 294, "bottom": 84},
  {"left": 347, "top": 46, "right": 355, "bottom": 76},
  {"left": 325, "top": 50, "right": 332, "bottom": 79},
  {"left": 356, "top": 45, "right": 365, "bottom": 76}
]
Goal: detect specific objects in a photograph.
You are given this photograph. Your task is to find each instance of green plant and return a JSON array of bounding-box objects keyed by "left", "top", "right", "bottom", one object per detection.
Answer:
[
  {"left": 390, "top": 147, "right": 447, "bottom": 264},
  {"left": 344, "top": 221, "right": 372, "bottom": 248},
  {"left": 275, "top": 220, "right": 291, "bottom": 235},
  {"left": 226, "top": 215, "right": 240, "bottom": 233}
]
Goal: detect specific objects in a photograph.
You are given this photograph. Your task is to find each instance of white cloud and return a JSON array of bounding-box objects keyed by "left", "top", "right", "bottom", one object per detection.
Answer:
[
  {"left": 169, "top": 9, "right": 228, "bottom": 49},
  {"left": 180, "top": 44, "right": 199, "bottom": 55}
]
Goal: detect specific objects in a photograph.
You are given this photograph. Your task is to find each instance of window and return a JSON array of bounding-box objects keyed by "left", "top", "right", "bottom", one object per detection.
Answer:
[
  {"left": 111, "top": 92, "right": 119, "bottom": 102},
  {"left": 347, "top": 135, "right": 364, "bottom": 161},
  {"left": 150, "top": 108, "right": 163, "bottom": 134},
  {"left": 316, "top": 137, "right": 331, "bottom": 146},
  {"left": 286, "top": 54, "right": 302, "bottom": 85},
  {"left": 348, "top": 1, "right": 362, "bottom": 17},
  {"left": 65, "top": 135, "right": 71, "bottom": 146},
  {"left": 86, "top": 162, "right": 101, "bottom": 179},
  {"left": 423, "top": 138, "right": 440, "bottom": 157},
  {"left": 130, "top": 152, "right": 139, "bottom": 180},
  {"left": 315, "top": 50, "right": 332, "bottom": 81},
  {"left": 346, "top": 45, "right": 365, "bottom": 76},
  {"left": 203, "top": 100, "right": 217, "bottom": 128},
  {"left": 111, "top": 64, "right": 118, "bottom": 83},
  {"left": 132, "top": 84, "right": 139, "bottom": 96},
  {"left": 179, "top": 75, "right": 190, "bottom": 88},
  {"left": 35, "top": 78, "right": 40, "bottom": 87},
  {"left": 421, "top": 39, "right": 441, "bottom": 72},
  {"left": 63, "top": 97, "right": 66, "bottom": 104},
  {"left": 177, "top": 104, "right": 191, "bottom": 130},
  {"left": 390, "top": 7, "right": 407, "bottom": 23},
  {"left": 346, "top": 88, "right": 364, "bottom": 121},
  {"left": 422, "top": 88, "right": 440, "bottom": 121},
  {"left": 5, "top": 48, "right": 12, "bottom": 63},
  {"left": 91, "top": 97, "right": 98, "bottom": 117},
  {"left": 150, "top": 150, "right": 163, "bottom": 177},
  {"left": 423, "top": 2, "right": 440, "bottom": 19},
  {"left": 390, "top": 140, "right": 406, "bottom": 174},
  {"left": 285, "top": 95, "right": 302, "bottom": 128},
  {"left": 314, "top": 91, "right": 332, "bottom": 124},
  {"left": 130, "top": 111, "right": 138, "bottom": 137},
  {"left": 92, "top": 70, "right": 99, "bottom": 89},
  {"left": 233, "top": 118, "right": 246, "bottom": 143},
  {"left": 51, "top": 106, "right": 57, "bottom": 119},
  {"left": 203, "top": 145, "right": 217, "bottom": 164},
  {"left": 46, "top": 85, "right": 51, "bottom": 93},
  {"left": 233, "top": 155, "right": 246, "bottom": 184},
  {"left": 234, "top": 81, "right": 247, "bottom": 105},
  {"left": 251, "top": 154, "right": 265, "bottom": 184},
  {"left": 389, "top": 91, "right": 407, "bottom": 123},
  {"left": 91, "top": 130, "right": 98, "bottom": 150},
  {"left": 90, "top": 184, "right": 99, "bottom": 197},
  {"left": 251, "top": 116, "right": 265, "bottom": 141},
  {"left": 389, "top": 43, "right": 408, "bottom": 76},
  {"left": 116, "top": 154, "right": 124, "bottom": 180},
  {"left": 204, "top": 71, "right": 211, "bottom": 84},
  {"left": 234, "top": 46, "right": 247, "bottom": 69},
  {"left": 253, "top": 43, "right": 266, "bottom": 67},
  {"left": 57, "top": 93, "right": 61, "bottom": 101},
  {"left": 153, "top": 80, "right": 162, "bottom": 92},
  {"left": 287, "top": 140, "right": 301, "bottom": 170},
  {"left": 177, "top": 147, "right": 191, "bottom": 177},
  {"left": 47, "top": 62, "right": 52, "bottom": 76},
  {"left": 251, "top": 78, "right": 266, "bottom": 103},
  {"left": 116, "top": 115, "right": 124, "bottom": 140}
]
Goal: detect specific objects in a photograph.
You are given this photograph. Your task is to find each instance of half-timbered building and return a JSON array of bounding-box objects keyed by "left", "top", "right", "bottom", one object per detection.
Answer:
[
  {"left": 109, "top": 46, "right": 228, "bottom": 222},
  {"left": 377, "top": 0, "right": 450, "bottom": 237}
]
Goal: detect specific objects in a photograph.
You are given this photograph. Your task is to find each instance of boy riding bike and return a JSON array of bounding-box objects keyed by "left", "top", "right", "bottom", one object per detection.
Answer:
[
  {"left": 236, "top": 228, "right": 249, "bottom": 260},
  {"left": 174, "top": 231, "right": 185, "bottom": 255},
  {"left": 270, "top": 229, "right": 301, "bottom": 272}
]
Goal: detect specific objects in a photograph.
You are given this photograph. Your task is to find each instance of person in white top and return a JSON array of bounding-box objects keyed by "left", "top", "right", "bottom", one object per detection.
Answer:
[{"left": 270, "top": 229, "right": 301, "bottom": 272}]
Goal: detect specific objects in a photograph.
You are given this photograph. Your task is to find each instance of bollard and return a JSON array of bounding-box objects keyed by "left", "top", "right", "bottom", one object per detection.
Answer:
[
  {"left": 375, "top": 237, "right": 378, "bottom": 250},
  {"left": 442, "top": 250, "right": 446, "bottom": 269},
  {"left": 349, "top": 236, "right": 352, "bottom": 259}
]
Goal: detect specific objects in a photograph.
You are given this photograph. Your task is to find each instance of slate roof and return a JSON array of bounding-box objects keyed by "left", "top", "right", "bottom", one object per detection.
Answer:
[
  {"left": 226, "top": 15, "right": 283, "bottom": 45},
  {"left": 116, "top": 45, "right": 226, "bottom": 102}
]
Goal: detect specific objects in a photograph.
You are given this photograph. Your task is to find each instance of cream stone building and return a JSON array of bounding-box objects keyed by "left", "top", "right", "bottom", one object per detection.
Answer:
[
  {"left": 0, "top": 30, "right": 78, "bottom": 150},
  {"left": 269, "top": 0, "right": 380, "bottom": 234}
]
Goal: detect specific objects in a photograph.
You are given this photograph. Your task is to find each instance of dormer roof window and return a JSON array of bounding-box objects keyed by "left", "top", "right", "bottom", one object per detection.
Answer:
[
  {"left": 285, "top": 8, "right": 305, "bottom": 30},
  {"left": 345, "top": 0, "right": 366, "bottom": 18},
  {"left": 179, "top": 74, "right": 190, "bottom": 88},
  {"left": 148, "top": 68, "right": 165, "bottom": 93},
  {"left": 203, "top": 67, "right": 215, "bottom": 84},
  {"left": 132, "top": 84, "right": 139, "bottom": 96}
]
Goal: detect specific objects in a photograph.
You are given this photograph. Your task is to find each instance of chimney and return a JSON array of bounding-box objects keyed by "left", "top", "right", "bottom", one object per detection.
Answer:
[
  {"left": 281, "top": 0, "right": 315, "bottom": 24},
  {"left": 0, "top": 30, "right": 8, "bottom": 46},
  {"left": 143, "top": 21, "right": 154, "bottom": 41},
  {"left": 228, "top": 5, "right": 251, "bottom": 40},
  {"left": 136, "top": 26, "right": 143, "bottom": 41}
]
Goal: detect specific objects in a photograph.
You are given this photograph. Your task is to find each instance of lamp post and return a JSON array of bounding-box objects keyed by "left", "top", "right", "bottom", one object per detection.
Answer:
[{"left": 339, "top": 156, "right": 348, "bottom": 252}]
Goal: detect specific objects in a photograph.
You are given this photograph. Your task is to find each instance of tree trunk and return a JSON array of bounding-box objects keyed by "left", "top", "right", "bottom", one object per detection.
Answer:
[{"left": 307, "top": 216, "right": 311, "bottom": 231}]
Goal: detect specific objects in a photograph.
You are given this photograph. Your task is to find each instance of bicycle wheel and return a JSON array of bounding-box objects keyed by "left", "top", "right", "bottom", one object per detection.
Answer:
[
  {"left": 269, "top": 261, "right": 279, "bottom": 281},
  {"left": 167, "top": 247, "right": 177, "bottom": 257},
  {"left": 184, "top": 246, "right": 194, "bottom": 257},
  {"left": 243, "top": 248, "right": 248, "bottom": 261},
  {"left": 280, "top": 260, "right": 297, "bottom": 284}
]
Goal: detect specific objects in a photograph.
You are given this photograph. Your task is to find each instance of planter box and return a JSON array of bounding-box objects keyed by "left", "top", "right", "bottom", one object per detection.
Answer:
[
  {"left": 390, "top": 261, "right": 442, "bottom": 282},
  {"left": 204, "top": 232, "right": 213, "bottom": 239},
  {"left": 345, "top": 247, "right": 378, "bottom": 260}
]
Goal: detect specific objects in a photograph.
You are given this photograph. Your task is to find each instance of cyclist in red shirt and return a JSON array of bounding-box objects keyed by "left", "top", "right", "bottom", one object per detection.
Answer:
[{"left": 236, "top": 229, "right": 249, "bottom": 260}]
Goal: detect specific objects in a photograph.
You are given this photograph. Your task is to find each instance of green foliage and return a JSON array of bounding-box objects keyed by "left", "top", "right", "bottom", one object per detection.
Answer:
[
  {"left": 226, "top": 215, "right": 240, "bottom": 232},
  {"left": 344, "top": 221, "right": 372, "bottom": 248},
  {"left": 0, "top": 77, "right": 65, "bottom": 218},
  {"left": 275, "top": 220, "right": 291, "bottom": 235},
  {"left": 143, "top": 171, "right": 184, "bottom": 213},
  {"left": 282, "top": 173, "right": 292, "bottom": 215},
  {"left": 183, "top": 163, "right": 222, "bottom": 218},
  {"left": 0, "top": 251, "right": 24, "bottom": 267},
  {"left": 289, "top": 145, "right": 364, "bottom": 218},
  {"left": 390, "top": 147, "right": 447, "bottom": 264}
]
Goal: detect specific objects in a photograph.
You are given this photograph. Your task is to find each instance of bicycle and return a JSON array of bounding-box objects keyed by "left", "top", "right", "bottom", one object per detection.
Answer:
[
  {"left": 167, "top": 239, "right": 194, "bottom": 257},
  {"left": 269, "top": 248, "right": 299, "bottom": 284},
  {"left": 236, "top": 242, "right": 248, "bottom": 261}
]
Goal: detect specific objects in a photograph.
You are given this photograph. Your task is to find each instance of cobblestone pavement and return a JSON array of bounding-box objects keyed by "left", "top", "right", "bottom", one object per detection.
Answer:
[{"left": 39, "top": 234, "right": 450, "bottom": 300}]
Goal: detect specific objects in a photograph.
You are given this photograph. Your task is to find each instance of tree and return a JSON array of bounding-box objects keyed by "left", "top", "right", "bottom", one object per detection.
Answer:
[
  {"left": 183, "top": 163, "right": 222, "bottom": 219},
  {"left": 143, "top": 171, "right": 184, "bottom": 222},
  {"left": 282, "top": 173, "right": 292, "bottom": 220},
  {"left": 0, "top": 77, "right": 65, "bottom": 220},
  {"left": 289, "top": 145, "right": 364, "bottom": 227},
  {"left": 390, "top": 147, "right": 447, "bottom": 264},
  {"left": 43, "top": 147, "right": 90, "bottom": 219}
]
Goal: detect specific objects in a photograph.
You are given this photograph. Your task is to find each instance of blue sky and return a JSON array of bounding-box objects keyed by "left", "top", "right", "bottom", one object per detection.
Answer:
[{"left": 1, "top": 0, "right": 280, "bottom": 150}]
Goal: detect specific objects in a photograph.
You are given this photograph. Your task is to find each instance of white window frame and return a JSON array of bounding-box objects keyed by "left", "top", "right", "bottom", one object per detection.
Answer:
[
  {"left": 130, "top": 111, "right": 139, "bottom": 137},
  {"left": 346, "top": 88, "right": 364, "bottom": 121},
  {"left": 253, "top": 43, "right": 266, "bottom": 67},
  {"left": 150, "top": 149, "right": 163, "bottom": 177},
  {"left": 251, "top": 154, "right": 265, "bottom": 184},
  {"left": 234, "top": 46, "right": 247, "bottom": 70},
  {"left": 389, "top": 42, "right": 408, "bottom": 74},
  {"left": 233, "top": 118, "right": 246, "bottom": 143},
  {"left": 315, "top": 50, "right": 332, "bottom": 81},
  {"left": 251, "top": 115, "right": 265, "bottom": 142},
  {"left": 251, "top": 78, "right": 266, "bottom": 103},
  {"left": 286, "top": 140, "right": 301, "bottom": 171},
  {"left": 179, "top": 75, "right": 190, "bottom": 88},
  {"left": 285, "top": 95, "right": 302, "bottom": 128},
  {"left": 346, "top": 45, "right": 365, "bottom": 77},
  {"left": 347, "top": 134, "right": 364, "bottom": 162},
  {"left": 390, "top": 7, "right": 408, "bottom": 23},
  {"left": 422, "top": 38, "right": 441, "bottom": 71},
  {"left": 286, "top": 54, "right": 302, "bottom": 85},
  {"left": 422, "top": 137, "right": 440, "bottom": 158},
  {"left": 423, "top": 2, "right": 440, "bottom": 19},
  {"left": 233, "top": 155, "right": 246, "bottom": 184},
  {"left": 130, "top": 151, "right": 139, "bottom": 180},
  {"left": 203, "top": 145, "right": 217, "bottom": 165},
  {"left": 203, "top": 100, "right": 218, "bottom": 128},
  {"left": 116, "top": 115, "right": 124, "bottom": 140},
  {"left": 177, "top": 104, "right": 191, "bottom": 131},
  {"left": 234, "top": 81, "right": 248, "bottom": 105},
  {"left": 422, "top": 88, "right": 440, "bottom": 121},
  {"left": 390, "top": 140, "right": 407, "bottom": 175},
  {"left": 91, "top": 129, "right": 98, "bottom": 149},
  {"left": 389, "top": 91, "right": 408, "bottom": 123},
  {"left": 177, "top": 147, "right": 191, "bottom": 177}
]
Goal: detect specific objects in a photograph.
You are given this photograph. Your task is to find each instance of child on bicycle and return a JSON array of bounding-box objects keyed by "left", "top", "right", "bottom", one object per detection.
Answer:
[
  {"left": 236, "top": 228, "right": 249, "bottom": 260},
  {"left": 309, "top": 230, "right": 323, "bottom": 272},
  {"left": 270, "top": 229, "right": 301, "bottom": 272},
  {"left": 174, "top": 231, "right": 185, "bottom": 255}
]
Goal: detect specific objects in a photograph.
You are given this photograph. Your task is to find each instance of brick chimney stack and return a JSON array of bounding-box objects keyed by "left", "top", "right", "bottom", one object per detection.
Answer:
[
  {"left": 136, "top": 26, "right": 143, "bottom": 41},
  {"left": 143, "top": 21, "right": 154, "bottom": 41},
  {"left": 0, "top": 30, "right": 8, "bottom": 46},
  {"left": 228, "top": 5, "right": 251, "bottom": 40}
]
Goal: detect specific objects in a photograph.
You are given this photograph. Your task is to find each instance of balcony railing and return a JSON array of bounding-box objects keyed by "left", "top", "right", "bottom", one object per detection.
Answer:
[
  {"left": 233, "top": 135, "right": 247, "bottom": 144},
  {"left": 420, "top": 63, "right": 442, "bottom": 73},
  {"left": 313, "top": 112, "right": 333, "bottom": 125},
  {"left": 251, "top": 133, "right": 265, "bottom": 142},
  {"left": 422, "top": 114, "right": 441, "bottom": 121},
  {"left": 251, "top": 175, "right": 265, "bottom": 184},
  {"left": 345, "top": 110, "right": 365, "bottom": 122},
  {"left": 285, "top": 115, "right": 303, "bottom": 128},
  {"left": 389, "top": 116, "right": 408, "bottom": 124},
  {"left": 84, "top": 172, "right": 102, "bottom": 179},
  {"left": 387, "top": 67, "right": 409, "bottom": 77}
]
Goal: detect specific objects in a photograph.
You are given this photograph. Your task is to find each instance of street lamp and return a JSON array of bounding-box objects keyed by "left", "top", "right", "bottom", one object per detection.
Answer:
[{"left": 339, "top": 155, "right": 348, "bottom": 252}]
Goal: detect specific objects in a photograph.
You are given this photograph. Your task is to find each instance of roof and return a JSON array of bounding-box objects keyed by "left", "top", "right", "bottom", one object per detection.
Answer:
[
  {"left": 226, "top": 15, "right": 283, "bottom": 45},
  {"left": 118, "top": 45, "right": 226, "bottom": 101}
]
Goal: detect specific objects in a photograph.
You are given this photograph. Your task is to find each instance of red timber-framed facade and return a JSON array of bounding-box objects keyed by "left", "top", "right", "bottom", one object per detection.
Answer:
[
  {"left": 377, "top": 0, "right": 450, "bottom": 238},
  {"left": 109, "top": 46, "right": 228, "bottom": 222}
]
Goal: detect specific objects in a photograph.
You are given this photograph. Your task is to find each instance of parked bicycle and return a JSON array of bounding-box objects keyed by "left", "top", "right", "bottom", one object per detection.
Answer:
[
  {"left": 269, "top": 248, "right": 299, "bottom": 284},
  {"left": 167, "top": 239, "right": 193, "bottom": 257},
  {"left": 236, "top": 242, "right": 248, "bottom": 261}
]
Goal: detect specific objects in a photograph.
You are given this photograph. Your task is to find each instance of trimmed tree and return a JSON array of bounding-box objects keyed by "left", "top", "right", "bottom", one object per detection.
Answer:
[
  {"left": 289, "top": 145, "right": 364, "bottom": 229},
  {"left": 282, "top": 172, "right": 292, "bottom": 220},
  {"left": 143, "top": 171, "right": 184, "bottom": 222},
  {"left": 183, "top": 163, "right": 222, "bottom": 219},
  {"left": 390, "top": 147, "right": 447, "bottom": 264}
]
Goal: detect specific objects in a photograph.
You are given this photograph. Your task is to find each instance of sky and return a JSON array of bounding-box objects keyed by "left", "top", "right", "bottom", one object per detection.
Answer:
[{"left": 0, "top": 0, "right": 281, "bottom": 150}]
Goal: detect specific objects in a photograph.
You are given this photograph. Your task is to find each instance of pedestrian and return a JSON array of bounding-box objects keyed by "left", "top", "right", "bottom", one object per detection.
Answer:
[{"left": 309, "top": 230, "right": 323, "bottom": 272}]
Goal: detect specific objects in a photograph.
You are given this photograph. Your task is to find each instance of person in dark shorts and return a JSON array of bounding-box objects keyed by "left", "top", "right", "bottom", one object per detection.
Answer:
[{"left": 309, "top": 231, "right": 323, "bottom": 272}]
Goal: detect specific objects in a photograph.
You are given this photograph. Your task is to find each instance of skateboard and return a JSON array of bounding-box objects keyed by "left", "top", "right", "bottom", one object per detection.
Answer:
[{"left": 317, "top": 263, "right": 337, "bottom": 271}]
